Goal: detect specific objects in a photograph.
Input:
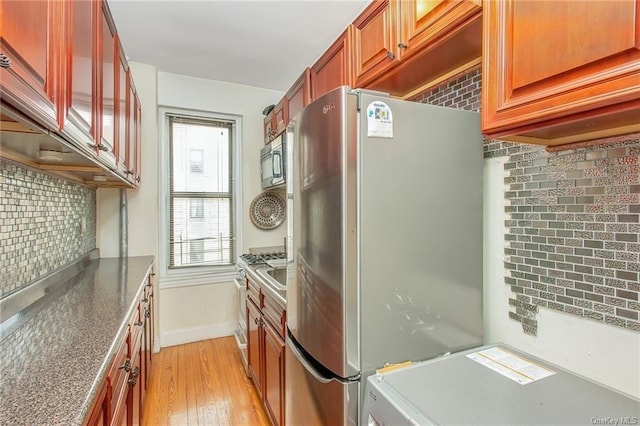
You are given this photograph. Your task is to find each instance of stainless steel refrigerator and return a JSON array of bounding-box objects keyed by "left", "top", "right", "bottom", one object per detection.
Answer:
[{"left": 285, "top": 86, "right": 483, "bottom": 426}]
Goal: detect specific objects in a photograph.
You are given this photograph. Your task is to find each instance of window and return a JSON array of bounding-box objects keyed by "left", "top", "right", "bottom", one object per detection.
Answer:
[{"left": 167, "top": 113, "right": 236, "bottom": 269}]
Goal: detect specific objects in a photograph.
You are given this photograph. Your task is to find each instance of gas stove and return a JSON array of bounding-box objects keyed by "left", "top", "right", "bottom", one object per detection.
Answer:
[{"left": 238, "top": 251, "right": 286, "bottom": 266}]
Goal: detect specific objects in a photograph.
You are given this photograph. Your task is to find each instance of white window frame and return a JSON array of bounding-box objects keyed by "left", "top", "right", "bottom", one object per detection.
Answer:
[{"left": 158, "top": 107, "right": 243, "bottom": 288}]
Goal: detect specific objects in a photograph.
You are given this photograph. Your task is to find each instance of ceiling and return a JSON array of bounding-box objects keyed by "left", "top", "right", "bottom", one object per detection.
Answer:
[{"left": 108, "top": 0, "right": 372, "bottom": 93}]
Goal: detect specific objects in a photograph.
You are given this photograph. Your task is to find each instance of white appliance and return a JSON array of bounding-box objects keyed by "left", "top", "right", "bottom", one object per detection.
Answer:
[
  {"left": 235, "top": 251, "right": 286, "bottom": 375},
  {"left": 363, "top": 344, "right": 640, "bottom": 425},
  {"left": 285, "top": 86, "right": 484, "bottom": 425}
]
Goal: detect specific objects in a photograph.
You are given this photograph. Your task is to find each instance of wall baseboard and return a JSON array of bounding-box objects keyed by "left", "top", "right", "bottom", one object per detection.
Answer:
[{"left": 159, "top": 322, "right": 236, "bottom": 348}]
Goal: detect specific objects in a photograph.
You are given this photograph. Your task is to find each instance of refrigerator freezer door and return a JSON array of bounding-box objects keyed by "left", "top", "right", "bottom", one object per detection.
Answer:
[
  {"left": 285, "top": 336, "right": 358, "bottom": 426},
  {"left": 288, "top": 86, "right": 359, "bottom": 378},
  {"left": 357, "top": 92, "right": 484, "bottom": 379}
]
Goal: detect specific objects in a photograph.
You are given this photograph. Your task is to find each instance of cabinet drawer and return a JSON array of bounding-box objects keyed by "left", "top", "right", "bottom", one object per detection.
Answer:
[
  {"left": 262, "top": 294, "right": 286, "bottom": 339},
  {"left": 108, "top": 333, "right": 130, "bottom": 421},
  {"left": 247, "top": 277, "right": 261, "bottom": 307},
  {"left": 129, "top": 303, "right": 143, "bottom": 350}
]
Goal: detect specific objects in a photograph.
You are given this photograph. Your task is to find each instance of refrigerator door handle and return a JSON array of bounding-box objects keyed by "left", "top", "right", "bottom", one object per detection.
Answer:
[{"left": 286, "top": 336, "right": 333, "bottom": 384}]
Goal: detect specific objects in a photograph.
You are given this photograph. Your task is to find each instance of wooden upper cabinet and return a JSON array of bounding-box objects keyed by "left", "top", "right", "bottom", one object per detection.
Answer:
[
  {"left": 135, "top": 94, "right": 142, "bottom": 184},
  {"left": 311, "top": 25, "right": 355, "bottom": 100},
  {"left": 355, "top": 0, "right": 482, "bottom": 98},
  {"left": 99, "top": 1, "right": 117, "bottom": 164},
  {"left": 63, "top": 0, "right": 97, "bottom": 149},
  {"left": 273, "top": 98, "right": 288, "bottom": 136},
  {"left": 0, "top": 0, "right": 64, "bottom": 130},
  {"left": 116, "top": 40, "right": 128, "bottom": 172},
  {"left": 353, "top": 0, "right": 400, "bottom": 88},
  {"left": 286, "top": 68, "right": 312, "bottom": 124},
  {"left": 482, "top": 0, "right": 640, "bottom": 146},
  {"left": 398, "top": 0, "right": 481, "bottom": 61},
  {"left": 263, "top": 110, "right": 275, "bottom": 143},
  {"left": 126, "top": 72, "right": 137, "bottom": 182}
]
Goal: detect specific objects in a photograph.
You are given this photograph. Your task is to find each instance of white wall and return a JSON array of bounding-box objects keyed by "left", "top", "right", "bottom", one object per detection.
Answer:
[
  {"left": 98, "top": 69, "right": 286, "bottom": 349},
  {"left": 97, "top": 62, "right": 159, "bottom": 259},
  {"left": 483, "top": 157, "right": 640, "bottom": 399}
]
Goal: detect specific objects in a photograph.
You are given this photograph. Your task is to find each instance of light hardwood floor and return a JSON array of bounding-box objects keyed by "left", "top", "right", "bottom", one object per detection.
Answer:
[{"left": 143, "top": 336, "right": 270, "bottom": 426}]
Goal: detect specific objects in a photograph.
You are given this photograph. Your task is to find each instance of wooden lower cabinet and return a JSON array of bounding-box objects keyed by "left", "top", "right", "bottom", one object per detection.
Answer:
[
  {"left": 85, "top": 271, "right": 154, "bottom": 426},
  {"left": 263, "top": 322, "right": 285, "bottom": 426},
  {"left": 247, "top": 286, "right": 286, "bottom": 426},
  {"left": 127, "top": 340, "right": 143, "bottom": 426},
  {"left": 86, "top": 380, "right": 109, "bottom": 426}
]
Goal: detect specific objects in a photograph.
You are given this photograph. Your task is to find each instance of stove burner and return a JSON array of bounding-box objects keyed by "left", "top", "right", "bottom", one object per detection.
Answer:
[{"left": 239, "top": 252, "right": 286, "bottom": 265}]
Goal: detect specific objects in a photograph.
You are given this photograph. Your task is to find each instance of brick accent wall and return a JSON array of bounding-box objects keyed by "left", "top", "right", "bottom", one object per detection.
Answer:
[
  {"left": 0, "top": 160, "right": 96, "bottom": 298},
  {"left": 413, "top": 68, "right": 640, "bottom": 334}
]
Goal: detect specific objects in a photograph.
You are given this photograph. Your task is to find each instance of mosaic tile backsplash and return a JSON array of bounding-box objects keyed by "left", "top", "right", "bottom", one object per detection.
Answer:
[
  {"left": 0, "top": 159, "right": 96, "bottom": 298},
  {"left": 413, "top": 68, "right": 640, "bottom": 334}
]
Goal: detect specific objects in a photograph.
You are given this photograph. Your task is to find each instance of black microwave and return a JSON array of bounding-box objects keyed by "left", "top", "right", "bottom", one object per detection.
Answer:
[{"left": 260, "top": 133, "right": 286, "bottom": 189}]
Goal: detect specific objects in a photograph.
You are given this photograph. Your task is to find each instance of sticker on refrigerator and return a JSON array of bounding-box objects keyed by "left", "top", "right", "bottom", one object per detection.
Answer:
[{"left": 366, "top": 101, "right": 393, "bottom": 138}]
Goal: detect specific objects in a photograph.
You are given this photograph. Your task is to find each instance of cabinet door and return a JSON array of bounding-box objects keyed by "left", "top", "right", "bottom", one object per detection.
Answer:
[
  {"left": 263, "top": 111, "right": 274, "bottom": 143},
  {"left": 109, "top": 334, "right": 130, "bottom": 426},
  {"left": 126, "top": 85, "right": 141, "bottom": 185},
  {"left": 0, "top": 0, "right": 63, "bottom": 130},
  {"left": 353, "top": 0, "right": 400, "bottom": 88},
  {"left": 264, "top": 323, "right": 285, "bottom": 426},
  {"left": 86, "top": 379, "right": 109, "bottom": 426},
  {"left": 247, "top": 299, "right": 263, "bottom": 398},
  {"left": 143, "top": 279, "right": 154, "bottom": 388},
  {"left": 98, "top": 1, "right": 116, "bottom": 164},
  {"left": 285, "top": 68, "right": 312, "bottom": 124},
  {"left": 398, "top": 0, "right": 481, "bottom": 61},
  {"left": 273, "top": 98, "right": 288, "bottom": 137},
  {"left": 311, "top": 26, "right": 355, "bottom": 100},
  {"left": 134, "top": 94, "right": 142, "bottom": 184},
  {"left": 483, "top": 0, "right": 640, "bottom": 146},
  {"left": 115, "top": 40, "right": 128, "bottom": 172},
  {"left": 127, "top": 345, "right": 143, "bottom": 426},
  {"left": 63, "top": 0, "right": 97, "bottom": 149}
]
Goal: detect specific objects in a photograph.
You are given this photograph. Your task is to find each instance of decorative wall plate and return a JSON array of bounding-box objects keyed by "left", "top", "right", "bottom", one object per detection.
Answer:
[{"left": 250, "top": 192, "right": 286, "bottom": 230}]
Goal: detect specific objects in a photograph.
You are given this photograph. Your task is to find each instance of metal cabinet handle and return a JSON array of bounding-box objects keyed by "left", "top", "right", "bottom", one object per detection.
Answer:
[
  {"left": 134, "top": 320, "right": 143, "bottom": 327},
  {"left": 386, "top": 50, "right": 395, "bottom": 60},
  {"left": 127, "top": 367, "right": 140, "bottom": 385},
  {"left": 118, "top": 359, "right": 131, "bottom": 372},
  {"left": 144, "top": 308, "right": 150, "bottom": 318},
  {"left": 254, "top": 317, "right": 259, "bottom": 325},
  {"left": 397, "top": 42, "right": 407, "bottom": 49},
  {"left": 142, "top": 298, "right": 149, "bottom": 303},
  {"left": 0, "top": 54, "right": 11, "bottom": 68}
]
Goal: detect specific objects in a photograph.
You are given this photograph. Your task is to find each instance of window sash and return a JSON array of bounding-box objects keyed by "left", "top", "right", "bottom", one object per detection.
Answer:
[{"left": 168, "top": 114, "right": 235, "bottom": 268}]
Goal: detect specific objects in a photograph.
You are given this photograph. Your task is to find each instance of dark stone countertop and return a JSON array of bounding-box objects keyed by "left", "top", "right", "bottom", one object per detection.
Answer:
[{"left": 0, "top": 255, "right": 154, "bottom": 426}]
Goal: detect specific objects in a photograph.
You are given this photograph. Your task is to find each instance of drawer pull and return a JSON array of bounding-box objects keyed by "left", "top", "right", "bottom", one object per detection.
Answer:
[
  {"left": 0, "top": 54, "right": 11, "bottom": 68},
  {"left": 134, "top": 320, "right": 143, "bottom": 327},
  {"left": 118, "top": 359, "right": 131, "bottom": 372},
  {"left": 144, "top": 308, "right": 150, "bottom": 318},
  {"left": 128, "top": 367, "right": 140, "bottom": 386}
]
